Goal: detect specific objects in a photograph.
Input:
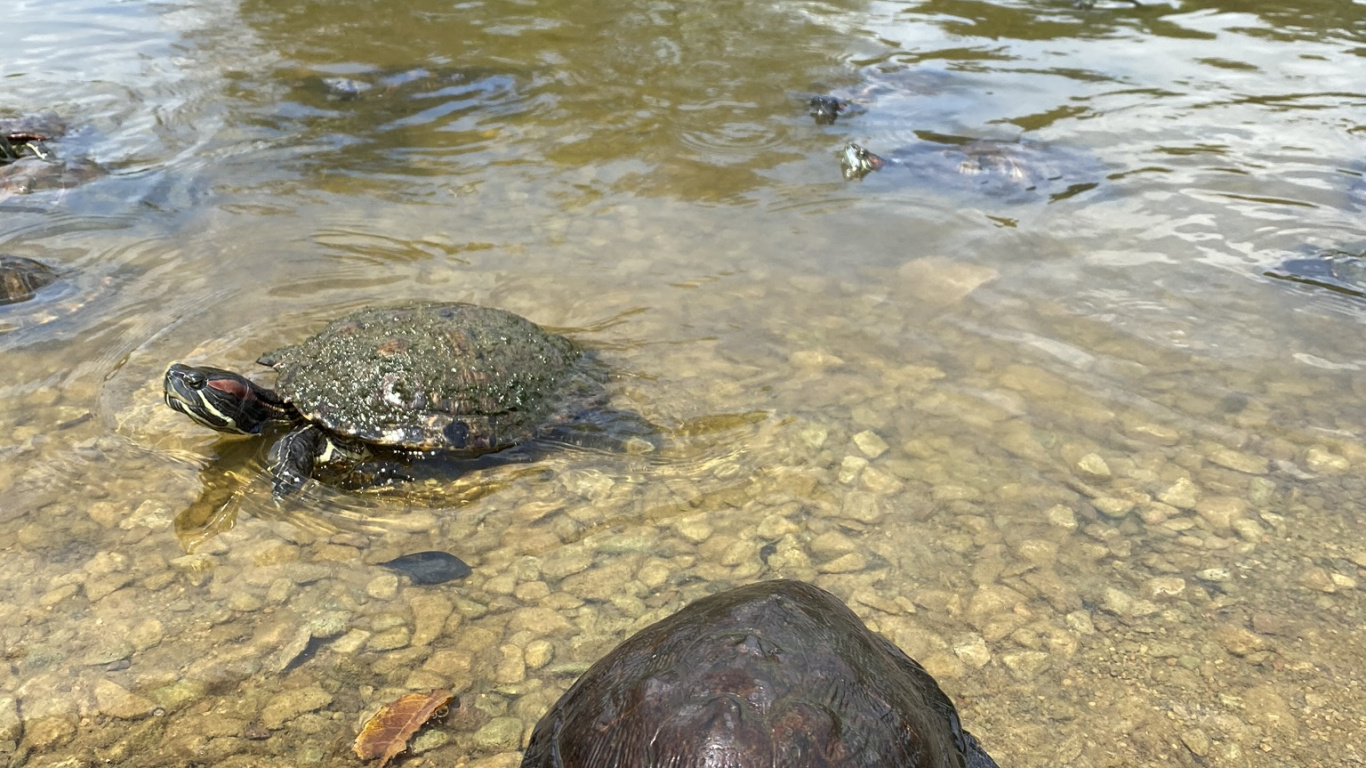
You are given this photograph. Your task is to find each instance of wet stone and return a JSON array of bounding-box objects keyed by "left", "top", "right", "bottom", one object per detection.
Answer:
[
  {"left": 840, "top": 491, "right": 883, "bottom": 523},
  {"left": 816, "top": 552, "right": 867, "bottom": 573},
  {"left": 1092, "top": 497, "right": 1134, "bottom": 519},
  {"left": 472, "top": 716, "right": 524, "bottom": 751},
  {"left": 410, "top": 593, "right": 453, "bottom": 647},
  {"left": 953, "top": 634, "right": 991, "bottom": 669},
  {"left": 94, "top": 680, "right": 156, "bottom": 719},
  {"left": 260, "top": 685, "right": 332, "bottom": 730},
  {"left": 853, "top": 430, "right": 889, "bottom": 459},
  {"left": 839, "top": 456, "right": 868, "bottom": 484},
  {"left": 1158, "top": 477, "right": 1199, "bottom": 510},
  {"left": 1208, "top": 448, "right": 1268, "bottom": 475},
  {"left": 524, "top": 639, "right": 554, "bottom": 670},
  {"left": 1303, "top": 446, "right": 1349, "bottom": 474},
  {"left": 1045, "top": 505, "right": 1078, "bottom": 531},
  {"left": 1000, "top": 650, "right": 1051, "bottom": 681},
  {"left": 496, "top": 645, "right": 526, "bottom": 685},
  {"left": 1299, "top": 566, "right": 1337, "bottom": 593},
  {"left": 1075, "top": 453, "right": 1111, "bottom": 481},
  {"left": 24, "top": 716, "right": 76, "bottom": 750},
  {"left": 366, "top": 573, "right": 400, "bottom": 600},
  {"left": 1195, "top": 497, "right": 1246, "bottom": 532},
  {"left": 367, "top": 626, "right": 411, "bottom": 651},
  {"left": 1214, "top": 623, "right": 1267, "bottom": 656},
  {"left": 0, "top": 695, "right": 19, "bottom": 742},
  {"left": 1142, "top": 577, "right": 1186, "bottom": 600},
  {"left": 1181, "top": 728, "right": 1211, "bottom": 757}
]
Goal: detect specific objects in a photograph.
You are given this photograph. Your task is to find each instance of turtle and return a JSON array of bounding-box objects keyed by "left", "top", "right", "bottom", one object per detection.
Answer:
[
  {"left": 840, "top": 139, "right": 1102, "bottom": 202},
  {"left": 0, "top": 255, "right": 59, "bottom": 306},
  {"left": 163, "top": 301, "right": 625, "bottom": 499},
  {"left": 0, "top": 113, "right": 104, "bottom": 197},
  {"left": 522, "top": 579, "right": 1002, "bottom": 768}
]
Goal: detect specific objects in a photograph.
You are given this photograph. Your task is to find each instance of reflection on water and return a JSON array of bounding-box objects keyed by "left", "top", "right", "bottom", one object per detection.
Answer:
[{"left": 1, "top": 0, "right": 1364, "bottom": 765}]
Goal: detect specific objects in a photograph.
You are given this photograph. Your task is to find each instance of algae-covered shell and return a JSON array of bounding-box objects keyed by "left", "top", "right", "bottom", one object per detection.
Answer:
[{"left": 259, "top": 302, "right": 580, "bottom": 451}]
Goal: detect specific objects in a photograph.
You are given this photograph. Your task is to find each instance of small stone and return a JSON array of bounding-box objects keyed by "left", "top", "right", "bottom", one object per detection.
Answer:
[
  {"left": 1014, "top": 540, "right": 1057, "bottom": 568},
  {"left": 1231, "top": 518, "right": 1264, "bottom": 542},
  {"left": 1142, "top": 577, "right": 1186, "bottom": 600},
  {"left": 1196, "top": 568, "right": 1231, "bottom": 582},
  {"left": 24, "top": 716, "right": 76, "bottom": 750},
  {"left": 1194, "top": 497, "right": 1246, "bottom": 531},
  {"left": 1208, "top": 448, "right": 1268, "bottom": 475},
  {"left": 524, "top": 640, "right": 554, "bottom": 670},
  {"left": 809, "top": 531, "right": 858, "bottom": 559},
  {"left": 1214, "top": 623, "right": 1267, "bottom": 656},
  {"left": 840, "top": 492, "right": 883, "bottom": 523},
  {"left": 853, "top": 430, "right": 889, "bottom": 459},
  {"left": 471, "top": 716, "right": 524, "bottom": 751},
  {"left": 1045, "top": 505, "right": 1077, "bottom": 531},
  {"left": 797, "top": 423, "right": 829, "bottom": 450},
  {"left": 0, "top": 695, "right": 18, "bottom": 741},
  {"left": 1330, "top": 573, "right": 1357, "bottom": 590},
  {"left": 260, "top": 685, "right": 332, "bottom": 730},
  {"left": 94, "top": 680, "right": 157, "bottom": 719},
  {"left": 1092, "top": 497, "right": 1134, "bottom": 520},
  {"left": 1000, "top": 650, "right": 1051, "bottom": 681},
  {"left": 1101, "top": 587, "right": 1156, "bottom": 617},
  {"left": 367, "top": 627, "right": 411, "bottom": 651},
  {"left": 838, "top": 455, "right": 868, "bottom": 484},
  {"left": 1181, "top": 728, "right": 1211, "bottom": 757},
  {"left": 817, "top": 552, "right": 867, "bottom": 573},
  {"left": 410, "top": 594, "right": 453, "bottom": 647},
  {"left": 495, "top": 645, "right": 526, "bottom": 685},
  {"left": 636, "top": 562, "right": 670, "bottom": 589},
  {"left": 1299, "top": 567, "right": 1337, "bottom": 593},
  {"left": 1158, "top": 477, "right": 1199, "bottom": 510},
  {"left": 673, "top": 518, "right": 714, "bottom": 544},
  {"left": 1243, "top": 684, "right": 1298, "bottom": 736},
  {"left": 1075, "top": 453, "right": 1111, "bottom": 481},
  {"left": 366, "top": 573, "right": 400, "bottom": 600},
  {"left": 1303, "top": 446, "right": 1349, "bottom": 474},
  {"left": 952, "top": 635, "right": 991, "bottom": 669}
]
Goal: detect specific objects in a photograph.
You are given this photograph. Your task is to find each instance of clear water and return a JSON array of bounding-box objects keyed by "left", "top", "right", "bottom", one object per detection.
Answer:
[{"left": 1, "top": 0, "right": 1363, "bottom": 765}]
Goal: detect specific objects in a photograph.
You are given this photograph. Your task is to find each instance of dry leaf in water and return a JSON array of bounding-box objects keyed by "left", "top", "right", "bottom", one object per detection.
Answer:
[{"left": 354, "top": 688, "right": 453, "bottom": 768}]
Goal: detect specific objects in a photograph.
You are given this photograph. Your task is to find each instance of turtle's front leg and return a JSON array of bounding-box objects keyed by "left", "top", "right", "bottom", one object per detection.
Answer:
[{"left": 268, "top": 426, "right": 365, "bottom": 499}]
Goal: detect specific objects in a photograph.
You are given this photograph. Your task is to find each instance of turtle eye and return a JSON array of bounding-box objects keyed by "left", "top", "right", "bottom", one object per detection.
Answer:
[{"left": 184, "top": 370, "right": 207, "bottom": 389}]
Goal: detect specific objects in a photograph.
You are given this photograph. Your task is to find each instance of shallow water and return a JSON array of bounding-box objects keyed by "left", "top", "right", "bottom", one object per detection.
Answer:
[{"left": 1, "top": 0, "right": 1364, "bottom": 765}]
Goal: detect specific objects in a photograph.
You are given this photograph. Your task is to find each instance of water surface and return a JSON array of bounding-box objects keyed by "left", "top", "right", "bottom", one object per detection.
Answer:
[{"left": 1, "top": 0, "right": 1364, "bottom": 765}]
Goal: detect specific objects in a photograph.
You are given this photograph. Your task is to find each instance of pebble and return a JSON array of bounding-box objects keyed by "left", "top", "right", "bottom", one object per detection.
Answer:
[
  {"left": 260, "top": 686, "right": 332, "bottom": 730},
  {"left": 1299, "top": 567, "right": 1337, "bottom": 593},
  {"left": 495, "top": 645, "right": 526, "bottom": 684},
  {"left": 1181, "top": 728, "right": 1211, "bottom": 757},
  {"left": 952, "top": 634, "right": 991, "bottom": 668},
  {"left": 472, "top": 716, "right": 524, "bottom": 751},
  {"left": 1142, "top": 577, "right": 1186, "bottom": 600},
  {"left": 1214, "top": 623, "right": 1267, "bottom": 656},
  {"left": 809, "top": 531, "right": 858, "bottom": 559},
  {"left": 838, "top": 456, "right": 868, "bottom": 484},
  {"left": 409, "top": 594, "right": 453, "bottom": 647},
  {"left": 853, "top": 430, "right": 889, "bottom": 459},
  {"left": 1092, "top": 497, "right": 1134, "bottom": 519},
  {"left": 1045, "top": 505, "right": 1078, "bottom": 531},
  {"left": 366, "top": 573, "right": 400, "bottom": 600},
  {"left": 840, "top": 492, "right": 883, "bottom": 523},
  {"left": 1101, "top": 587, "right": 1157, "bottom": 617},
  {"left": 1158, "top": 477, "right": 1199, "bottom": 510},
  {"left": 1000, "top": 650, "right": 1051, "bottom": 681},
  {"left": 524, "top": 639, "right": 554, "bottom": 670},
  {"left": 1207, "top": 448, "right": 1268, "bottom": 475},
  {"left": 1075, "top": 453, "right": 1111, "bottom": 481},
  {"left": 673, "top": 518, "right": 714, "bottom": 545},
  {"left": 0, "top": 695, "right": 20, "bottom": 741},
  {"left": 367, "top": 627, "right": 411, "bottom": 651},
  {"left": 94, "top": 680, "right": 157, "bottom": 719},
  {"left": 816, "top": 553, "right": 867, "bottom": 573},
  {"left": 1303, "top": 446, "right": 1349, "bottom": 474},
  {"left": 1195, "top": 497, "right": 1246, "bottom": 532},
  {"left": 1243, "top": 684, "right": 1298, "bottom": 736}
]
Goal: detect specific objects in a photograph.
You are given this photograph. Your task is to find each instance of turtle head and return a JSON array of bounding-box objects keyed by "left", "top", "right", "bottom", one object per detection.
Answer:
[
  {"left": 163, "top": 363, "right": 294, "bottom": 435},
  {"left": 840, "top": 143, "right": 885, "bottom": 181}
]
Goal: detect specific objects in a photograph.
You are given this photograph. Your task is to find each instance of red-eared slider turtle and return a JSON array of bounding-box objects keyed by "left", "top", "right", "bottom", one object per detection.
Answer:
[
  {"left": 523, "top": 580, "right": 1002, "bottom": 768},
  {"left": 841, "top": 139, "right": 1101, "bottom": 202},
  {"left": 0, "top": 114, "right": 103, "bottom": 196},
  {"left": 0, "top": 255, "right": 58, "bottom": 306},
  {"left": 163, "top": 302, "right": 615, "bottom": 499}
]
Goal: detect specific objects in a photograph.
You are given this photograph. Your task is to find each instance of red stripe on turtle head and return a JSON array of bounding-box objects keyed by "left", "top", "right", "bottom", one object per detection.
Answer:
[{"left": 207, "top": 376, "right": 254, "bottom": 402}]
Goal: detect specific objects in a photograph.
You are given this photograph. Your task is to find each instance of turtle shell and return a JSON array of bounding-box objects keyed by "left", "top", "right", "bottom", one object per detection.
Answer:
[
  {"left": 259, "top": 302, "right": 579, "bottom": 451},
  {"left": 0, "top": 255, "right": 58, "bottom": 306},
  {"left": 522, "top": 580, "right": 1000, "bottom": 768}
]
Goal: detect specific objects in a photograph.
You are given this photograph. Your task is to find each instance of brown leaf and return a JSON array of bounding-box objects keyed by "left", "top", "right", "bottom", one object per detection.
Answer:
[{"left": 353, "top": 688, "right": 453, "bottom": 768}]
